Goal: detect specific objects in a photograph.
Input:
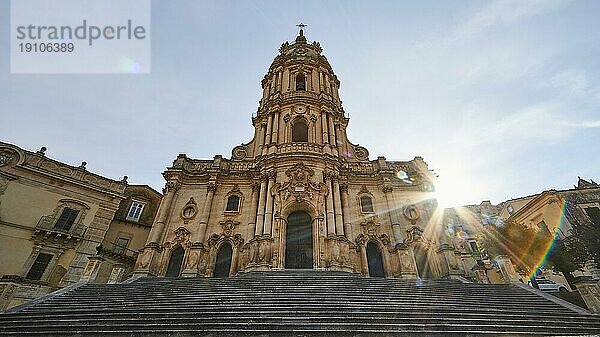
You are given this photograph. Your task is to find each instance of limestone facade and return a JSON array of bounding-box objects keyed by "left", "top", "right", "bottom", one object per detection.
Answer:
[
  {"left": 84, "top": 185, "right": 161, "bottom": 284},
  {"left": 0, "top": 141, "right": 126, "bottom": 309},
  {"left": 134, "top": 31, "right": 447, "bottom": 280}
]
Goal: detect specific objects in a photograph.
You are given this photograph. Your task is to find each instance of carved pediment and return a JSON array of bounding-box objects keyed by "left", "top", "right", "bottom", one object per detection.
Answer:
[
  {"left": 276, "top": 163, "right": 325, "bottom": 202},
  {"left": 219, "top": 219, "right": 240, "bottom": 237},
  {"left": 173, "top": 226, "right": 191, "bottom": 243}
]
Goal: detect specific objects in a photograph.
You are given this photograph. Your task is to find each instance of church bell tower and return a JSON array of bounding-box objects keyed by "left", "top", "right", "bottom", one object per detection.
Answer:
[{"left": 234, "top": 24, "right": 366, "bottom": 161}]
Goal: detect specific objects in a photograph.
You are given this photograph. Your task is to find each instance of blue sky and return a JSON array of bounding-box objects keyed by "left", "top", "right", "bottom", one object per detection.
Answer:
[{"left": 1, "top": 0, "right": 599, "bottom": 207}]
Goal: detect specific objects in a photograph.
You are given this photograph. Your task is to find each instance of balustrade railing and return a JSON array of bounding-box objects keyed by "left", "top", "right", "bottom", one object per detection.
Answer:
[
  {"left": 348, "top": 162, "right": 375, "bottom": 174},
  {"left": 278, "top": 142, "right": 324, "bottom": 154},
  {"left": 97, "top": 240, "right": 139, "bottom": 260},
  {"left": 35, "top": 215, "right": 86, "bottom": 238}
]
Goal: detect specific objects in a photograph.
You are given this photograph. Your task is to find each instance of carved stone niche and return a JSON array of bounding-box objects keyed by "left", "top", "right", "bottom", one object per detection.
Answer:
[{"left": 275, "top": 163, "right": 325, "bottom": 203}]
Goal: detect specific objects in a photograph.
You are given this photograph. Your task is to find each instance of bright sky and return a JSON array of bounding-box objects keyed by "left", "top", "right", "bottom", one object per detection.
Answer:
[{"left": 1, "top": 0, "right": 599, "bottom": 207}]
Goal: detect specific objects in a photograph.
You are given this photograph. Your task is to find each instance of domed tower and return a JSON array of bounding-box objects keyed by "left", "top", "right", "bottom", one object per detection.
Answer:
[
  {"left": 135, "top": 29, "right": 453, "bottom": 281},
  {"left": 233, "top": 25, "right": 365, "bottom": 161}
]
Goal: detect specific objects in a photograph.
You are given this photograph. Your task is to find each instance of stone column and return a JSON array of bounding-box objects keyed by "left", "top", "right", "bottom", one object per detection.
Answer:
[
  {"left": 265, "top": 114, "right": 273, "bottom": 145},
  {"left": 255, "top": 177, "right": 268, "bottom": 236},
  {"left": 339, "top": 182, "right": 351, "bottom": 239},
  {"left": 319, "top": 72, "right": 325, "bottom": 92},
  {"left": 383, "top": 186, "right": 403, "bottom": 244},
  {"left": 278, "top": 111, "right": 285, "bottom": 144},
  {"left": 276, "top": 71, "right": 282, "bottom": 92},
  {"left": 328, "top": 115, "right": 336, "bottom": 146},
  {"left": 147, "top": 180, "right": 180, "bottom": 245},
  {"left": 271, "top": 111, "right": 279, "bottom": 145},
  {"left": 315, "top": 111, "right": 323, "bottom": 145},
  {"left": 333, "top": 178, "right": 344, "bottom": 235},
  {"left": 194, "top": 182, "right": 216, "bottom": 244},
  {"left": 325, "top": 175, "right": 336, "bottom": 235},
  {"left": 259, "top": 123, "right": 265, "bottom": 146},
  {"left": 335, "top": 124, "right": 344, "bottom": 149},
  {"left": 321, "top": 111, "right": 329, "bottom": 144},
  {"left": 359, "top": 245, "right": 369, "bottom": 276},
  {"left": 248, "top": 182, "right": 260, "bottom": 239},
  {"left": 263, "top": 174, "right": 275, "bottom": 235}
]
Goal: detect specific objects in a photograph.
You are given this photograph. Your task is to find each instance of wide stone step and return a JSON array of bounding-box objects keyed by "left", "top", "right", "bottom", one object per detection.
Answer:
[
  {"left": 1, "top": 321, "right": 597, "bottom": 334},
  {"left": 9, "top": 307, "right": 583, "bottom": 319},
  {"left": 2, "top": 315, "right": 598, "bottom": 327},
  {"left": 2, "top": 271, "right": 598, "bottom": 335}
]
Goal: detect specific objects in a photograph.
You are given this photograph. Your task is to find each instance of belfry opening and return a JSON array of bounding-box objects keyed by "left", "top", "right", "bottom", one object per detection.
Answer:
[{"left": 285, "top": 211, "right": 313, "bottom": 269}]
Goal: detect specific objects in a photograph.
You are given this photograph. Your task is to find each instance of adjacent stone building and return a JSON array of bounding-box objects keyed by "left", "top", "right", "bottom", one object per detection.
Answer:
[
  {"left": 0, "top": 141, "right": 160, "bottom": 310},
  {"left": 134, "top": 29, "right": 452, "bottom": 280}
]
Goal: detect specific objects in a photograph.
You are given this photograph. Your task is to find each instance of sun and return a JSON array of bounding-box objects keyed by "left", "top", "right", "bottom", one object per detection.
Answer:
[{"left": 431, "top": 169, "right": 481, "bottom": 209}]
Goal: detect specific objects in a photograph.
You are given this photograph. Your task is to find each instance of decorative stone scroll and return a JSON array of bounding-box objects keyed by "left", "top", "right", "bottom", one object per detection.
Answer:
[
  {"left": 353, "top": 146, "right": 369, "bottom": 161},
  {"left": 0, "top": 150, "right": 17, "bottom": 167},
  {"left": 232, "top": 145, "right": 247, "bottom": 160}
]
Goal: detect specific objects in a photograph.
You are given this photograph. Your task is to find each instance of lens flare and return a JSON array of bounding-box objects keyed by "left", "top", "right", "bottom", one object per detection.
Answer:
[
  {"left": 526, "top": 198, "right": 569, "bottom": 281},
  {"left": 120, "top": 57, "right": 141, "bottom": 73}
]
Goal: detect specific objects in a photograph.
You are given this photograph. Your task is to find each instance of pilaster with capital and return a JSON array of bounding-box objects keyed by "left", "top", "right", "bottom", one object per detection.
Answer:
[
  {"left": 332, "top": 177, "right": 344, "bottom": 236},
  {"left": 248, "top": 181, "right": 260, "bottom": 239},
  {"left": 193, "top": 182, "right": 217, "bottom": 245},
  {"left": 147, "top": 180, "right": 180, "bottom": 245},
  {"left": 254, "top": 175, "right": 268, "bottom": 236},
  {"left": 339, "top": 181, "right": 351, "bottom": 239},
  {"left": 324, "top": 173, "right": 336, "bottom": 235},
  {"left": 263, "top": 172, "right": 276, "bottom": 235},
  {"left": 383, "top": 184, "right": 403, "bottom": 244}
]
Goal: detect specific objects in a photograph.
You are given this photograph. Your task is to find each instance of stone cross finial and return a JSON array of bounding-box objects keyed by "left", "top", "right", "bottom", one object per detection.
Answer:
[{"left": 297, "top": 22, "right": 307, "bottom": 36}]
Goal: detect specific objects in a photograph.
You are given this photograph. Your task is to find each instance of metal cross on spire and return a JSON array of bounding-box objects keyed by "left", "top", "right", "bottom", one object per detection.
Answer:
[{"left": 297, "top": 22, "right": 307, "bottom": 36}]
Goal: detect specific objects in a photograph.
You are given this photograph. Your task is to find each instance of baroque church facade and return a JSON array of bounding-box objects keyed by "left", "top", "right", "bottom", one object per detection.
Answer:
[{"left": 134, "top": 30, "right": 462, "bottom": 280}]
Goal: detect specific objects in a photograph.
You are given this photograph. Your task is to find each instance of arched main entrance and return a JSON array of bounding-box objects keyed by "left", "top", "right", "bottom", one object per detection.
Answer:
[
  {"left": 165, "top": 245, "right": 184, "bottom": 277},
  {"left": 366, "top": 241, "right": 385, "bottom": 277},
  {"left": 214, "top": 242, "right": 233, "bottom": 277},
  {"left": 414, "top": 244, "right": 433, "bottom": 279},
  {"left": 285, "top": 211, "right": 313, "bottom": 269}
]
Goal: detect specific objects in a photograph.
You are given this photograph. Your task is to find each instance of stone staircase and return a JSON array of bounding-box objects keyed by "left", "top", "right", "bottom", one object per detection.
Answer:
[{"left": 1, "top": 270, "right": 599, "bottom": 336}]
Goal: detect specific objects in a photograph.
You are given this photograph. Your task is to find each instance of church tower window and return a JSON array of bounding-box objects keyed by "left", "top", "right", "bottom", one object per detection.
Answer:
[
  {"left": 295, "top": 73, "right": 306, "bottom": 91},
  {"left": 360, "top": 196, "right": 374, "bottom": 213},
  {"left": 292, "top": 120, "right": 308, "bottom": 142}
]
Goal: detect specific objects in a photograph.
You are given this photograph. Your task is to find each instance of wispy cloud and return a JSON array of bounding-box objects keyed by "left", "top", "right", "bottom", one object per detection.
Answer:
[
  {"left": 449, "top": 0, "right": 568, "bottom": 41},
  {"left": 567, "top": 120, "right": 600, "bottom": 128}
]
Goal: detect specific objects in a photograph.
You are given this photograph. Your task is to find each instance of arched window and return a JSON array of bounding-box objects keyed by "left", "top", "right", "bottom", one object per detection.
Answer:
[
  {"left": 296, "top": 73, "right": 306, "bottom": 91},
  {"left": 225, "top": 195, "right": 240, "bottom": 212},
  {"left": 360, "top": 196, "right": 374, "bottom": 213},
  {"left": 292, "top": 121, "right": 308, "bottom": 142}
]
